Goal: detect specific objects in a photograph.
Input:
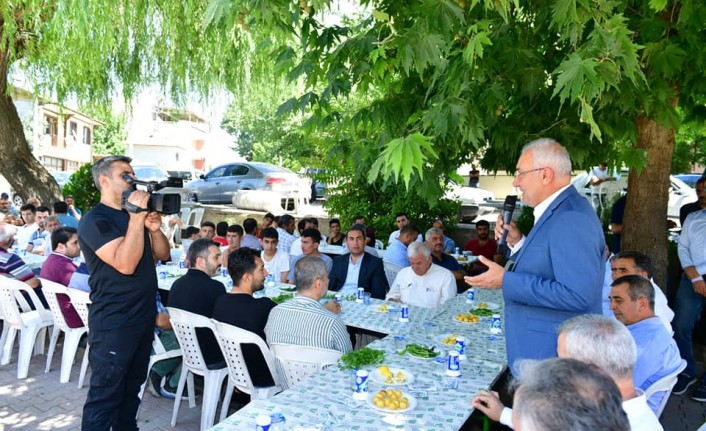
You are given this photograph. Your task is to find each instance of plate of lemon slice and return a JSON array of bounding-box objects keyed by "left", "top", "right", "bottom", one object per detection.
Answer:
[
  {"left": 369, "top": 365, "right": 415, "bottom": 385},
  {"left": 368, "top": 389, "right": 417, "bottom": 413}
]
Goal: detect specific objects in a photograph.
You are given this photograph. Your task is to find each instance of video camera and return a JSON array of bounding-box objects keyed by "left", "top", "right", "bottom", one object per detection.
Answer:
[{"left": 121, "top": 175, "right": 181, "bottom": 215}]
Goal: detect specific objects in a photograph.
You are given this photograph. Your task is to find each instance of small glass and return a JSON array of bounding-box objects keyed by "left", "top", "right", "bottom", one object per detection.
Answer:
[{"left": 363, "top": 292, "right": 371, "bottom": 305}]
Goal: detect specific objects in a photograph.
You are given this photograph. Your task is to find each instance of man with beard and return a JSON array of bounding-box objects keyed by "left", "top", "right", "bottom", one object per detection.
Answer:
[
  {"left": 464, "top": 219, "right": 502, "bottom": 274},
  {"left": 169, "top": 238, "right": 226, "bottom": 368},
  {"left": 212, "top": 247, "right": 277, "bottom": 387},
  {"left": 40, "top": 226, "right": 83, "bottom": 328}
]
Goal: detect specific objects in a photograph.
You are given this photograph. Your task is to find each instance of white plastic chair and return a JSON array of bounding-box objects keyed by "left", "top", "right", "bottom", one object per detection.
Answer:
[
  {"left": 166, "top": 307, "right": 227, "bottom": 431},
  {"left": 269, "top": 343, "right": 341, "bottom": 390},
  {"left": 67, "top": 288, "right": 91, "bottom": 389},
  {"left": 382, "top": 260, "right": 403, "bottom": 288},
  {"left": 137, "top": 332, "right": 185, "bottom": 399},
  {"left": 0, "top": 278, "right": 54, "bottom": 379},
  {"left": 213, "top": 321, "right": 283, "bottom": 421},
  {"left": 644, "top": 359, "right": 687, "bottom": 418},
  {"left": 185, "top": 207, "right": 205, "bottom": 228},
  {"left": 40, "top": 278, "right": 88, "bottom": 383},
  {"left": 375, "top": 239, "right": 384, "bottom": 251}
]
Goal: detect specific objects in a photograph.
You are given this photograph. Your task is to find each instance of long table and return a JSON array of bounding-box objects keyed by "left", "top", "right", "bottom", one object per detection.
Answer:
[{"left": 200, "top": 279, "right": 507, "bottom": 431}]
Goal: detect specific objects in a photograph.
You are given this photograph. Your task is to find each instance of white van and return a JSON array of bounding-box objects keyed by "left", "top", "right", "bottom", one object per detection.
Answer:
[{"left": 571, "top": 171, "right": 696, "bottom": 225}]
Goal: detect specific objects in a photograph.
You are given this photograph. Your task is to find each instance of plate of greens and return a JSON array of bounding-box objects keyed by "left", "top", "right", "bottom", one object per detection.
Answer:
[
  {"left": 469, "top": 308, "right": 495, "bottom": 317},
  {"left": 399, "top": 343, "right": 440, "bottom": 360},
  {"left": 339, "top": 347, "right": 386, "bottom": 370},
  {"left": 271, "top": 293, "right": 294, "bottom": 304}
]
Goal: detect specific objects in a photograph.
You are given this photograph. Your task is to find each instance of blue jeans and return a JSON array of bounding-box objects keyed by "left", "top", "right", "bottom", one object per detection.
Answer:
[{"left": 673, "top": 273, "right": 706, "bottom": 377}]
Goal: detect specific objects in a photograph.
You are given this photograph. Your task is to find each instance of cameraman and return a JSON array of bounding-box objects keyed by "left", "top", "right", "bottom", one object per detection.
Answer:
[{"left": 78, "top": 156, "right": 170, "bottom": 430}]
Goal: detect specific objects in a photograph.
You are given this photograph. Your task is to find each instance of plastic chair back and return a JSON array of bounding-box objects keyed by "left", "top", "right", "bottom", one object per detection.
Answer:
[
  {"left": 165, "top": 307, "right": 214, "bottom": 372},
  {"left": 383, "top": 260, "right": 403, "bottom": 287},
  {"left": 644, "top": 359, "right": 687, "bottom": 418},
  {"left": 39, "top": 279, "right": 71, "bottom": 331},
  {"left": 213, "top": 320, "right": 283, "bottom": 394},
  {"left": 269, "top": 342, "right": 341, "bottom": 389}
]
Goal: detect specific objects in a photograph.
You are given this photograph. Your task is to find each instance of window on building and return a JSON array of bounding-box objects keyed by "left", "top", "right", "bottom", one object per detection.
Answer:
[
  {"left": 43, "top": 157, "right": 65, "bottom": 171},
  {"left": 44, "top": 115, "right": 58, "bottom": 146},
  {"left": 69, "top": 121, "right": 78, "bottom": 141},
  {"left": 83, "top": 126, "right": 92, "bottom": 145}
]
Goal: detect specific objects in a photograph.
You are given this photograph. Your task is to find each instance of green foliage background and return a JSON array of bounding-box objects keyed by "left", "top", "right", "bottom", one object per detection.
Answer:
[{"left": 62, "top": 164, "right": 100, "bottom": 213}]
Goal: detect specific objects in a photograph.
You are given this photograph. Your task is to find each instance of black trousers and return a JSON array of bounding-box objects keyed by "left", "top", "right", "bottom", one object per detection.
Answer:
[{"left": 81, "top": 322, "right": 153, "bottom": 431}]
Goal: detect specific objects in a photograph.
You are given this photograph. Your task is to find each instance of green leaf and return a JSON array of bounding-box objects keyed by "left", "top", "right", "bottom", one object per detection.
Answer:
[
  {"left": 552, "top": 53, "right": 600, "bottom": 105},
  {"left": 648, "top": 0, "right": 668, "bottom": 11}
]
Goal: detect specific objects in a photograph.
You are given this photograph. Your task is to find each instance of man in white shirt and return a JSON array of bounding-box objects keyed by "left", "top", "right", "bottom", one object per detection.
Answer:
[
  {"left": 607, "top": 250, "right": 674, "bottom": 331},
  {"left": 288, "top": 217, "right": 314, "bottom": 257},
  {"left": 286, "top": 229, "right": 332, "bottom": 283},
  {"left": 260, "top": 227, "right": 290, "bottom": 283},
  {"left": 386, "top": 242, "right": 455, "bottom": 308},
  {"left": 472, "top": 314, "right": 663, "bottom": 431},
  {"left": 16, "top": 204, "right": 39, "bottom": 250},
  {"left": 387, "top": 212, "right": 423, "bottom": 245}
]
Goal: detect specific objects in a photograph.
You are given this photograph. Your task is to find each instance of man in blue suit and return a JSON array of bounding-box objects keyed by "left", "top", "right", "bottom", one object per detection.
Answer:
[
  {"left": 465, "top": 138, "right": 604, "bottom": 373},
  {"left": 328, "top": 224, "right": 389, "bottom": 299}
]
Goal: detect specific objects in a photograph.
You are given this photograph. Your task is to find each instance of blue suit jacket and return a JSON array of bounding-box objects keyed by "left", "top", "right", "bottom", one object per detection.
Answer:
[
  {"left": 502, "top": 186, "right": 604, "bottom": 372},
  {"left": 328, "top": 252, "right": 389, "bottom": 299}
]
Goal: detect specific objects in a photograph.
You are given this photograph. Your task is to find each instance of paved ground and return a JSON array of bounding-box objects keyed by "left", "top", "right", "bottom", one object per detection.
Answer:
[{"left": 1, "top": 336, "right": 705, "bottom": 430}]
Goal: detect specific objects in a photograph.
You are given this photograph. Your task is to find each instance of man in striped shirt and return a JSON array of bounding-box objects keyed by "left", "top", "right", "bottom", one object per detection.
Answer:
[
  {"left": 0, "top": 221, "right": 48, "bottom": 309},
  {"left": 265, "top": 256, "right": 352, "bottom": 354}
]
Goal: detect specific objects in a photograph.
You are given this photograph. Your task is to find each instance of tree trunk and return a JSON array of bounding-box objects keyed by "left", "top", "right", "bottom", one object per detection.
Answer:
[
  {"left": 0, "top": 51, "right": 62, "bottom": 208},
  {"left": 622, "top": 115, "right": 675, "bottom": 287}
]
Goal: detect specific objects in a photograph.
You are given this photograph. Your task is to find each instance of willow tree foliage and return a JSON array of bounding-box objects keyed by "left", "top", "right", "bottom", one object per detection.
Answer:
[
  {"left": 207, "top": 0, "right": 706, "bottom": 284},
  {"left": 0, "top": 0, "right": 263, "bottom": 204}
]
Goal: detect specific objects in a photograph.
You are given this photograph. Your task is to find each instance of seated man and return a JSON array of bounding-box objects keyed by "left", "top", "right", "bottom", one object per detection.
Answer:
[
  {"left": 147, "top": 292, "right": 183, "bottom": 399},
  {"left": 27, "top": 205, "right": 50, "bottom": 255},
  {"left": 326, "top": 218, "right": 344, "bottom": 246},
  {"left": 0, "top": 222, "right": 48, "bottom": 309},
  {"left": 180, "top": 225, "right": 201, "bottom": 264},
  {"left": 169, "top": 238, "right": 226, "bottom": 367},
  {"left": 286, "top": 229, "right": 332, "bottom": 283},
  {"left": 354, "top": 214, "right": 376, "bottom": 248},
  {"left": 0, "top": 196, "right": 20, "bottom": 222},
  {"left": 39, "top": 227, "right": 83, "bottom": 328},
  {"left": 474, "top": 314, "right": 663, "bottom": 430},
  {"left": 220, "top": 224, "right": 243, "bottom": 266},
  {"left": 53, "top": 201, "right": 78, "bottom": 229},
  {"left": 432, "top": 219, "right": 455, "bottom": 254},
  {"left": 41, "top": 216, "right": 61, "bottom": 256},
  {"left": 213, "top": 221, "right": 229, "bottom": 247},
  {"left": 260, "top": 227, "right": 290, "bottom": 283},
  {"left": 511, "top": 358, "right": 630, "bottom": 431},
  {"left": 328, "top": 224, "right": 388, "bottom": 299},
  {"left": 241, "top": 218, "right": 262, "bottom": 250},
  {"left": 425, "top": 227, "right": 465, "bottom": 285},
  {"left": 289, "top": 218, "right": 314, "bottom": 257},
  {"left": 387, "top": 212, "right": 422, "bottom": 245},
  {"left": 383, "top": 224, "right": 420, "bottom": 268},
  {"left": 265, "top": 256, "right": 351, "bottom": 354},
  {"left": 386, "top": 242, "right": 456, "bottom": 308},
  {"left": 608, "top": 251, "right": 674, "bottom": 332},
  {"left": 16, "top": 204, "right": 38, "bottom": 250},
  {"left": 199, "top": 221, "right": 216, "bottom": 240},
  {"left": 463, "top": 219, "right": 501, "bottom": 274},
  {"left": 275, "top": 214, "right": 296, "bottom": 254},
  {"left": 212, "top": 248, "right": 277, "bottom": 386},
  {"left": 610, "top": 274, "right": 682, "bottom": 413},
  {"left": 65, "top": 195, "right": 82, "bottom": 220}
]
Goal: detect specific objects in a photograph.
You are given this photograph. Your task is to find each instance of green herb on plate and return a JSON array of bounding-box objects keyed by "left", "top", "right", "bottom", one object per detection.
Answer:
[
  {"left": 339, "top": 347, "right": 386, "bottom": 370},
  {"left": 279, "top": 286, "right": 297, "bottom": 292},
  {"left": 271, "top": 293, "right": 294, "bottom": 304},
  {"left": 469, "top": 308, "right": 494, "bottom": 317},
  {"left": 399, "top": 343, "right": 439, "bottom": 358}
]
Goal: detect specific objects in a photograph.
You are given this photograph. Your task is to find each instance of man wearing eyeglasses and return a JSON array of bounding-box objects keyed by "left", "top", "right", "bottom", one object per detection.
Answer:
[{"left": 465, "top": 138, "right": 604, "bottom": 374}]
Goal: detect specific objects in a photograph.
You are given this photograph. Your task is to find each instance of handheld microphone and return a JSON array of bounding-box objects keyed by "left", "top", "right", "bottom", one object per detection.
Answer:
[{"left": 497, "top": 195, "right": 518, "bottom": 255}]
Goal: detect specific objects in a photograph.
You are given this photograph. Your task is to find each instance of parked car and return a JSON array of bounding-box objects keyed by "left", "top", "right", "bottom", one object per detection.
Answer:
[
  {"left": 445, "top": 183, "right": 495, "bottom": 205},
  {"left": 674, "top": 173, "right": 703, "bottom": 189},
  {"left": 571, "top": 171, "right": 697, "bottom": 223},
  {"left": 186, "top": 162, "right": 306, "bottom": 204},
  {"left": 304, "top": 168, "right": 328, "bottom": 200}
]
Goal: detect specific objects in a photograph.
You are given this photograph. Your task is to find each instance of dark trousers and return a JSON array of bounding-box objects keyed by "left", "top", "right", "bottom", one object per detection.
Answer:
[{"left": 81, "top": 322, "right": 153, "bottom": 431}]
